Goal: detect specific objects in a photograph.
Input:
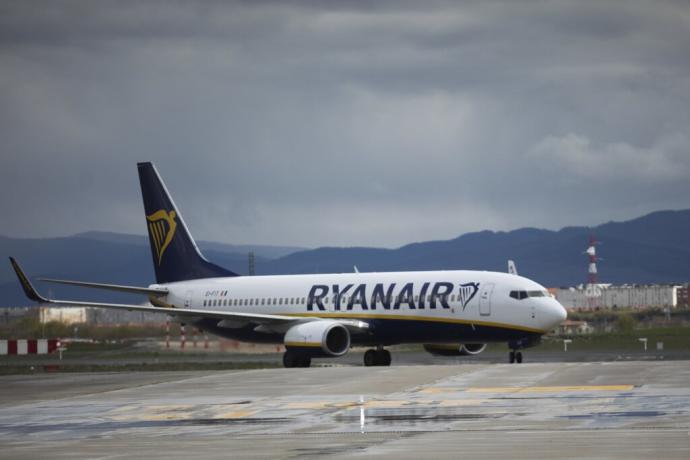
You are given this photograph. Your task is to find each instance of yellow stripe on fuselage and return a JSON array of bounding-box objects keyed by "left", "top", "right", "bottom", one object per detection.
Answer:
[{"left": 284, "top": 342, "right": 322, "bottom": 348}]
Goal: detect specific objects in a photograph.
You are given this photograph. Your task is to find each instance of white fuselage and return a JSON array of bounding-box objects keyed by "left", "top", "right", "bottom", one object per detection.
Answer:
[{"left": 154, "top": 270, "right": 567, "bottom": 346}]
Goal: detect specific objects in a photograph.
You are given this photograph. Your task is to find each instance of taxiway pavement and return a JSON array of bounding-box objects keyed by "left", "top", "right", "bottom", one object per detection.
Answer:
[{"left": 0, "top": 362, "right": 688, "bottom": 459}]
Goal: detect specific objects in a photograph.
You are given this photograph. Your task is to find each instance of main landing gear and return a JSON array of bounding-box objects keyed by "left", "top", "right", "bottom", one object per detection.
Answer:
[
  {"left": 509, "top": 350, "right": 523, "bottom": 364},
  {"left": 283, "top": 350, "right": 312, "bottom": 368},
  {"left": 363, "top": 347, "right": 391, "bottom": 367}
]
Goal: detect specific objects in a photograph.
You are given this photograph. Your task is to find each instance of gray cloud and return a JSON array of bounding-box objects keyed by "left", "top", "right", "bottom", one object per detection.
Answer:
[{"left": 1, "top": 0, "right": 690, "bottom": 247}]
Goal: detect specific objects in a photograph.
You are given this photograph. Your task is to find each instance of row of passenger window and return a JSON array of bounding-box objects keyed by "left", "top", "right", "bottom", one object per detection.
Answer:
[
  {"left": 509, "top": 290, "right": 550, "bottom": 300},
  {"left": 203, "top": 294, "right": 465, "bottom": 308},
  {"left": 203, "top": 297, "right": 306, "bottom": 307}
]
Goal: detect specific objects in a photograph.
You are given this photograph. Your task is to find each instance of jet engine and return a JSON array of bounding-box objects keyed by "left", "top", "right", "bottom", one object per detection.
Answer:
[
  {"left": 284, "top": 321, "right": 350, "bottom": 357},
  {"left": 423, "top": 343, "right": 487, "bottom": 357}
]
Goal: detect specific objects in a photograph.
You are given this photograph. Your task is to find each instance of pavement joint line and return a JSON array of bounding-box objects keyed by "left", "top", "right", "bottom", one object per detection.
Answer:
[
  {"left": 189, "top": 426, "right": 690, "bottom": 437},
  {"left": 464, "top": 385, "right": 635, "bottom": 393}
]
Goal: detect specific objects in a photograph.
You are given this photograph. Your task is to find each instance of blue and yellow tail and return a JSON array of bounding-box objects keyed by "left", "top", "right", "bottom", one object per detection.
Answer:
[{"left": 137, "top": 162, "right": 238, "bottom": 284}]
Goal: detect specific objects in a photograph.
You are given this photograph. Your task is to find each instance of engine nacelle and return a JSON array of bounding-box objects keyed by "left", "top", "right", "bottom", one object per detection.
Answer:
[
  {"left": 423, "top": 343, "right": 487, "bottom": 357},
  {"left": 459, "top": 343, "right": 487, "bottom": 355},
  {"left": 284, "top": 321, "right": 350, "bottom": 357}
]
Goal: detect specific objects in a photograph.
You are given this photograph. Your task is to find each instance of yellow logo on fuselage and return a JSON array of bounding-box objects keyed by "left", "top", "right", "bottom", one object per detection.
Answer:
[{"left": 146, "top": 209, "right": 177, "bottom": 265}]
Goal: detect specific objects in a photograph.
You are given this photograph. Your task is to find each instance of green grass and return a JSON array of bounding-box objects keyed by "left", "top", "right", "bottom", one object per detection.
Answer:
[{"left": 530, "top": 325, "right": 690, "bottom": 351}]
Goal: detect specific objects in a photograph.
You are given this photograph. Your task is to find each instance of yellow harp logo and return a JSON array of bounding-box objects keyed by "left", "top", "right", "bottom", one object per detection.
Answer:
[{"left": 146, "top": 209, "right": 178, "bottom": 265}]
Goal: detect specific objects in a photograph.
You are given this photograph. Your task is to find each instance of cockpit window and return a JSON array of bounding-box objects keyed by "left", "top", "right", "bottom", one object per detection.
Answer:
[
  {"left": 509, "top": 290, "right": 528, "bottom": 300},
  {"left": 510, "top": 290, "right": 550, "bottom": 300}
]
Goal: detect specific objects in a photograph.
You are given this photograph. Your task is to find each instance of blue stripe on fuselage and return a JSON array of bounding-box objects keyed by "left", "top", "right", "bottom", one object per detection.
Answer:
[{"left": 192, "top": 317, "right": 540, "bottom": 347}]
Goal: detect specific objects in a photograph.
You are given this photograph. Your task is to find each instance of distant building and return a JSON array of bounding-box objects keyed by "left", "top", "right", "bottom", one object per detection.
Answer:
[
  {"left": 678, "top": 286, "right": 689, "bottom": 307},
  {"left": 554, "top": 284, "right": 682, "bottom": 311},
  {"left": 33, "top": 305, "right": 165, "bottom": 325},
  {"left": 558, "top": 320, "right": 594, "bottom": 335},
  {"left": 40, "top": 307, "right": 87, "bottom": 325}
]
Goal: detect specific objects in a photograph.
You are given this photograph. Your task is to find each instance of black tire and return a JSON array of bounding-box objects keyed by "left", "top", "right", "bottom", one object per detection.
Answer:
[
  {"left": 516, "top": 352, "right": 523, "bottom": 364},
  {"left": 509, "top": 351, "right": 515, "bottom": 364},
  {"left": 299, "top": 356, "right": 312, "bottom": 368},
  {"left": 377, "top": 349, "right": 392, "bottom": 366},
  {"left": 283, "top": 350, "right": 299, "bottom": 368},
  {"left": 364, "top": 349, "right": 377, "bottom": 366}
]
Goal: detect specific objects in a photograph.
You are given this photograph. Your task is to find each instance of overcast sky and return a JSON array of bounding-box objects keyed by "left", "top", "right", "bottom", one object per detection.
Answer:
[{"left": 2, "top": 0, "right": 689, "bottom": 248}]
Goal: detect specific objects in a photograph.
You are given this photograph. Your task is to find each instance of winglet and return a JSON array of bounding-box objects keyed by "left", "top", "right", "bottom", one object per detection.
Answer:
[{"left": 9, "top": 257, "right": 48, "bottom": 303}]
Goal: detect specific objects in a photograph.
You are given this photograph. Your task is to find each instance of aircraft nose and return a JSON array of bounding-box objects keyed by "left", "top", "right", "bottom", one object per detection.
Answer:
[{"left": 552, "top": 299, "right": 567, "bottom": 324}]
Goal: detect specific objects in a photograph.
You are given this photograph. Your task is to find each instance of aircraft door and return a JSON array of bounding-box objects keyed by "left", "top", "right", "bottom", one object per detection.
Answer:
[
  {"left": 184, "top": 290, "right": 193, "bottom": 308},
  {"left": 479, "top": 283, "right": 494, "bottom": 316}
]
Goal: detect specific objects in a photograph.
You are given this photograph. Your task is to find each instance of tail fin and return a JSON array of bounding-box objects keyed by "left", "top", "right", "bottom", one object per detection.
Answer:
[{"left": 137, "top": 162, "right": 238, "bottom": 283}]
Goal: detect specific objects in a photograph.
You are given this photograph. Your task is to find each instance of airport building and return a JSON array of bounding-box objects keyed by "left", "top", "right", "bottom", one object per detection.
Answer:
[
  {"left": 553, "top": 284, "right": 684, "bottom": 311},
  {"left": 37, "top": 306, "right": 162, "bottom": 325}
]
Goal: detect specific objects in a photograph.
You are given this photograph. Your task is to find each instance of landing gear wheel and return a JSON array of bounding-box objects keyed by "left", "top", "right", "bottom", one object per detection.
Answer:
[
  {"left": 376, "top": 349, "right": 392, "bottom": 366},
  {"left": 364, "top": 348, "right": 391, "bottom": 366},
  {"left": 509, "top": 351, "right": 515, "bottom": 364},
  {"left": 283, "top": 350, "right": 311, "bottom": 368},
  {"left": 516, "top": 352, "right": 523, "bottom": 364},
  {"left": 283, "top": 350, "right": 299, "bottom": 368},
  {"left": 364, "top": 349, "right": 377, "bottom": 366}
]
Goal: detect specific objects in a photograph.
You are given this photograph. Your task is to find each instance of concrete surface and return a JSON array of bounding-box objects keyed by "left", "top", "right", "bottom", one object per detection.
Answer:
[{"left": 0, "top": 362, "right": 689, "bottom": 459}]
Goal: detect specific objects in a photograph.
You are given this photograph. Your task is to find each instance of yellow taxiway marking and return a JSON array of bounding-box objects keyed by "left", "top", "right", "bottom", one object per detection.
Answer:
[
  {"left": 285, "top": 400, "right": 415, "bottom": 409},
  {"left": 364, "top": 400, "right": 414, "bottom": 408},
  {"left": 215, "top": 410, "right": 255, "bottom": 419},
  {"left": 466, "top": 385, "right": 634, "bottom": 393}
]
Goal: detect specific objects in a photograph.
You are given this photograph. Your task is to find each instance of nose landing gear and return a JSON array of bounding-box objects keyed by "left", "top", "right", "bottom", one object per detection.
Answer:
[{"left": 509, "top": 350, "right": 523, "bottom": 364}]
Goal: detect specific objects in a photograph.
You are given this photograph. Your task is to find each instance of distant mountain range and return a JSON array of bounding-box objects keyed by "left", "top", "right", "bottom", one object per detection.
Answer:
[{"left": 2, "top": 210, "right": 690, "bottom": 306}]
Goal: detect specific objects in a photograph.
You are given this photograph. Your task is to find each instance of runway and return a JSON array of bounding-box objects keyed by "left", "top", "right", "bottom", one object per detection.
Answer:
[{"left": 0, "top": 362, "right": 689, "bottom": 459}]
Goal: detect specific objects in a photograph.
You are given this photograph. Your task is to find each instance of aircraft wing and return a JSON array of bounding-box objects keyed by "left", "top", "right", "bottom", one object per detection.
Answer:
[
  {"left": 9, "top": 257, "right": 369, "bottom": 331},
  {"left": 37, "top": 278, "right": 168, "bottom": 296}
]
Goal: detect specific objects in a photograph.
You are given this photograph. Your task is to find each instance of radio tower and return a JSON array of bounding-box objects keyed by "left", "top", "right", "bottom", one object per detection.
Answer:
[{"left": 584, "top": 235, "right": 601, "bottom": 309}]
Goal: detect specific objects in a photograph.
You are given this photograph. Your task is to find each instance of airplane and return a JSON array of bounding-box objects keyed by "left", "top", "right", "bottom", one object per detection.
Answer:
[{"left": 10, "top": 162, "right": 567, "bottom": 367}]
